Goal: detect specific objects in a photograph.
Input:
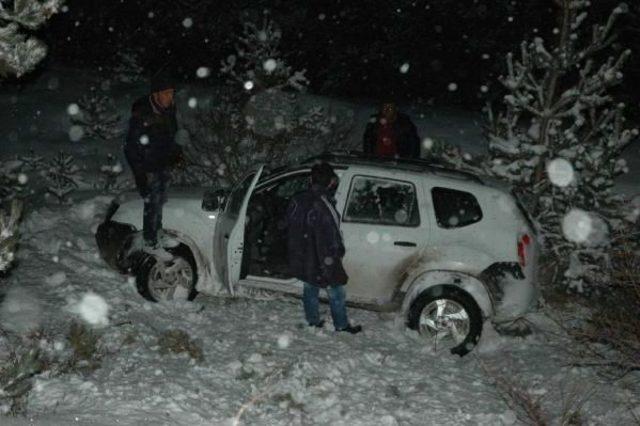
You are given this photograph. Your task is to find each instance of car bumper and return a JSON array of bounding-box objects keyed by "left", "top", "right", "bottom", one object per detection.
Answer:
[{"left": 95, "top": 220, "right": 137, "bottom": 272}]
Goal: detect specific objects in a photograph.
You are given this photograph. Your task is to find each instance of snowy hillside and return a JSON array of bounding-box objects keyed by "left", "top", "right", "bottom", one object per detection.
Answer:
[{"left": 2, "top": 66, "right": 637, "bottom": 197}]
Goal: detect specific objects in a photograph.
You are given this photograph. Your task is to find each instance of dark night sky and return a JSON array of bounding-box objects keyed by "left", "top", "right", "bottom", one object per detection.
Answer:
[{"left": 31, "top": 0, "right": 640, "bottom": 113}]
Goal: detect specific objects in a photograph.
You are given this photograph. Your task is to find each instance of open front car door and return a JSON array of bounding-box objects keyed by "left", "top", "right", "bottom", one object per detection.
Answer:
[{"left": 213, "top": 166, "right": 264, "bottom": 295}]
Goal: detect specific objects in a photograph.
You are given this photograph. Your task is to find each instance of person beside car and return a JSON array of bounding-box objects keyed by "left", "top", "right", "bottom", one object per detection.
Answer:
[
  {"left": 363, "top": 101, "right": 421, "bottom": 159},
  {"left": 123, "top": 71, "right": 183, "bottom": 256},
  {"left": 286, "top": 162, "right": 362, "bottom": 334}
]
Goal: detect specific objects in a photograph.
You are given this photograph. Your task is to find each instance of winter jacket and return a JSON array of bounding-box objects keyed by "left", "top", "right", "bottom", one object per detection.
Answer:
[
  {"left": 286, "top": 185, "right": 348, "bottom": 288},
  {"left": 124, "top": 96, "right": 180, "bottom": 173},
  {"left": 363, "top": 112, "right": 421, "bottom": 159}
]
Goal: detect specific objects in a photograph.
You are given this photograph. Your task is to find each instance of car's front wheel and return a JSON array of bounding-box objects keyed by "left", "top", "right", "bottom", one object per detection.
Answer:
[
  {"left": 136, "top": 245, "right": 198, "bottom": 302},
  {"left": 407, "top": 286, "right": 482, "bottom": 356}
]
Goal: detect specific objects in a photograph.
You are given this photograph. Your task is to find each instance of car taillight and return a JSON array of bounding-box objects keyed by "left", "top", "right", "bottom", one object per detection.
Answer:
[{"left": 517, "top": 234, "right": 531, "bottom": 268}]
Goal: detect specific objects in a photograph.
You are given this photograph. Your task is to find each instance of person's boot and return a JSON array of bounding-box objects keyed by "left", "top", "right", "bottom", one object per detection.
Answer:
[
  {"left": 142, "top": 241, "right": 173, "bottom": 262},
  {"left": 309, "top": 320, "right": 325, "bottom": 328},
  {"left": 337, "top": 324, "right": 362, "bottom": 334}
]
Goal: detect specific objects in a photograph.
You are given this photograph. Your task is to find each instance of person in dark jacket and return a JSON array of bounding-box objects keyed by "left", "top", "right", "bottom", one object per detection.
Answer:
[
  {"left": 286, "top": 163, "right": 362, "bottom": 334},
  {"left": 124, "top": 72, "right": 182, "bottom": 251},
  {"left": 363, "top": 101, "right": 421, "bottom": 159}
]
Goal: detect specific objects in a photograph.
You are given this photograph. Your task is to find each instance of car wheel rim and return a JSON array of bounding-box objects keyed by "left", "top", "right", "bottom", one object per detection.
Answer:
[
  {"left": 419, "top": 299, "right": 470, "bottom": 351},
  {"left": 148, "top": 258, "right": 193, "bottom": 302}
]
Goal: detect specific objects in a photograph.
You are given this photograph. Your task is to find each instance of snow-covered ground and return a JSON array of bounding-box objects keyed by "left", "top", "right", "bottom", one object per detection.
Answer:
[
  {"left": 1, "top": 195, "right": 639, "bottom": 425},
  {"left": 2, "top": 66, "right": 640, "bottom": 424}
]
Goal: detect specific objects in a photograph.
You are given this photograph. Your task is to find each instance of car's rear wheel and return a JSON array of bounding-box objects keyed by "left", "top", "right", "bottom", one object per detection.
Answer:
[
  {"left": 407, "top": 286, "right": 482, "bottom": 356},
  {"left": 136, "top": 245, "right": 198, "bottom": 302}
]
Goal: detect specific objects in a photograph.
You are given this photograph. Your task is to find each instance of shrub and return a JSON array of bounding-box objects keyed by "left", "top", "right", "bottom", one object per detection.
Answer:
[{"left": 157, "top": 329, "right": 203, "bottom": 362}]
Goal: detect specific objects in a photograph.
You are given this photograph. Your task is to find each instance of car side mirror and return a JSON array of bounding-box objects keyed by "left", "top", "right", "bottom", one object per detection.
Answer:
[{"left": 202, "top": 189, "right": 227, "bottom": 212}]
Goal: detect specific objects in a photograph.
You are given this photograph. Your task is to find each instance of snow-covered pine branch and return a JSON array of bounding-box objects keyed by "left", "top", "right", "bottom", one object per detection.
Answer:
[{"left": 0, "top": 0, "right": 63, "bottom": 77}]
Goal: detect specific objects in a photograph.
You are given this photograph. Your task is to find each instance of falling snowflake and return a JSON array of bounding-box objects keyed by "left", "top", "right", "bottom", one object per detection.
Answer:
[
  {"left": 366, "top": 231, "right": 380, "bottom": 244},
  {"left": 72, "top": 293, "right": 109, "bottom": 327},
  {"left": 139, "top": 134, "right": 149, "bottom": 145},
  {"left": 562, "top": 209, "right": 592, "bottom": 243},
  {"left": 188, "top": 97, "right": 198, "bottom": 108},
  {"left": 547, "top": 158, "right": 574, "bottom": 187},
  {"left": 263, "top": 59, "right": 277, "bottom": 73},
  {"left": 68, "top": 125, "right": 84, "bottom": 142},
  {"left": 399, "top": 63, "right": 410, "bottom": 74},
  {"left": 394, "top": 210, "right": 408, "bottom": 223},
  {"left": 277, "top": 334, "right": 291, "bottom": 349},
  {"left": 183, "top": 17, "right": 193, "bottom": 28},
  {"left": 448, "top": 82, "right": 458, "bottom": 92},
  {"left": 196, "top": 67, "right": 211, "bottom": 78},
  {"left": 67, "top": 103, "right": 80, "bottom": 115},
  {"left": 422, "top": 137, "right": 434, "bottom": 150},
  {"left": 244, "top": 80, "right": 254, "bottom": 91}
]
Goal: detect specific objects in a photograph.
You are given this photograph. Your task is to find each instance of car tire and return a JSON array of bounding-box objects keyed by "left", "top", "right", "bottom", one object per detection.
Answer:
[
  {"left": 407, "top": 286, "right": 483, "bottom": 356},
  {"left": 135, "top": 245, "right": 198, "bottom": 303}
]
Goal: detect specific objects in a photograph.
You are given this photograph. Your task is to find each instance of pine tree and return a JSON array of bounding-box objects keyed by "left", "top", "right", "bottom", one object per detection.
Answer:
[
  {"left": 44, "top": 151, "right": 81, "bottom": 203},
  {"left": 111, "top": 49, "right": 144, "bottom": 84},
  {"left": 71, "top": 91, "right": 122, "bottom": 141},
  {"left": 174, "top": 16, "right": 351, "bottom": 188},
  {"left": 0, "top": 160, "right": 28, "bottom": 202},
  {"left": 0, "top": 0, "right": 64, "bottom": 77},
  {"left": 219, "top": 14, "right": 308, "bottom": 92},
  {"left": 480, "top": 1, "right": 638, "bottom": 291},
  {"left": 96, "top": 153, "right": 125, "bottom": 192}
]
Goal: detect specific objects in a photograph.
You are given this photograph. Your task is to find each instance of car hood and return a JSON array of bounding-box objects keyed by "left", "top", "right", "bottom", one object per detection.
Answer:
[{"left": 114, "top": 186, "right": 209, "bottom": 204}]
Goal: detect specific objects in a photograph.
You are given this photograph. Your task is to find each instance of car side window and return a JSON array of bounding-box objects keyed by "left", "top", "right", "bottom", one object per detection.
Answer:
[
  {"left": 344, "top": 176, "right": 420, "bottom": 227},
  {"left": 431, "top": 187, "right": 483, "bottom": 228},
  {"left": 273, "top": 173, "right": 310, "bottom": 199},
  {"left": 227, "top": 172, "right": 257, "bottom": 216}
]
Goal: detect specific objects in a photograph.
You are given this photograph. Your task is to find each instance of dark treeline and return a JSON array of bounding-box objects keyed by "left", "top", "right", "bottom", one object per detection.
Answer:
[{"left": 38, "top": 0, "right": 640, "bottom": 110}]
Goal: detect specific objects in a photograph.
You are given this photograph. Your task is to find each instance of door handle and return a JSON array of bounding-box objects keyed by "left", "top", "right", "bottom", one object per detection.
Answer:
[{"left": 394, "top": 241, "right": 417, "bottom": 247}]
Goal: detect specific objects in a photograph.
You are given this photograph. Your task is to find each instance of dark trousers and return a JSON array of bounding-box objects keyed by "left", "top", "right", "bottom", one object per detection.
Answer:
[{"left": 134, "top": 170, "right": 168, "bottom": 246}]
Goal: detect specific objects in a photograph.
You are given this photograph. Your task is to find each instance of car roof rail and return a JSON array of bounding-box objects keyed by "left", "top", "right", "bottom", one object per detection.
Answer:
[{"left": 303, "top": 151, "right": 484, "bottom": 184}]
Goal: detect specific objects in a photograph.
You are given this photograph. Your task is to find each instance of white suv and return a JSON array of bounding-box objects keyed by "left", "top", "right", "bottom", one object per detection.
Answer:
[{"left": 96, "top": 152, "right": 539, "bottom": 355}]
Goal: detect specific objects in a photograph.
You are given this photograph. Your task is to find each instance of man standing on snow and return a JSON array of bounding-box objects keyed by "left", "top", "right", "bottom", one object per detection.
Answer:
[
  {"left": 363, "top": 101, "right": 421, "bottom": 159},
  {"left": 286, "top": 162, "right": 362, "bottom": 334},
  {"left": 124, "top": 71, "right": 182, "bottom": 253}
]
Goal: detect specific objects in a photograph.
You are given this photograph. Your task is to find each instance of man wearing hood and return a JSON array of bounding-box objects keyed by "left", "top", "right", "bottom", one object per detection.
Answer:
[{"left": 286, "top": 162, "right": 362, "bottom": 334}]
